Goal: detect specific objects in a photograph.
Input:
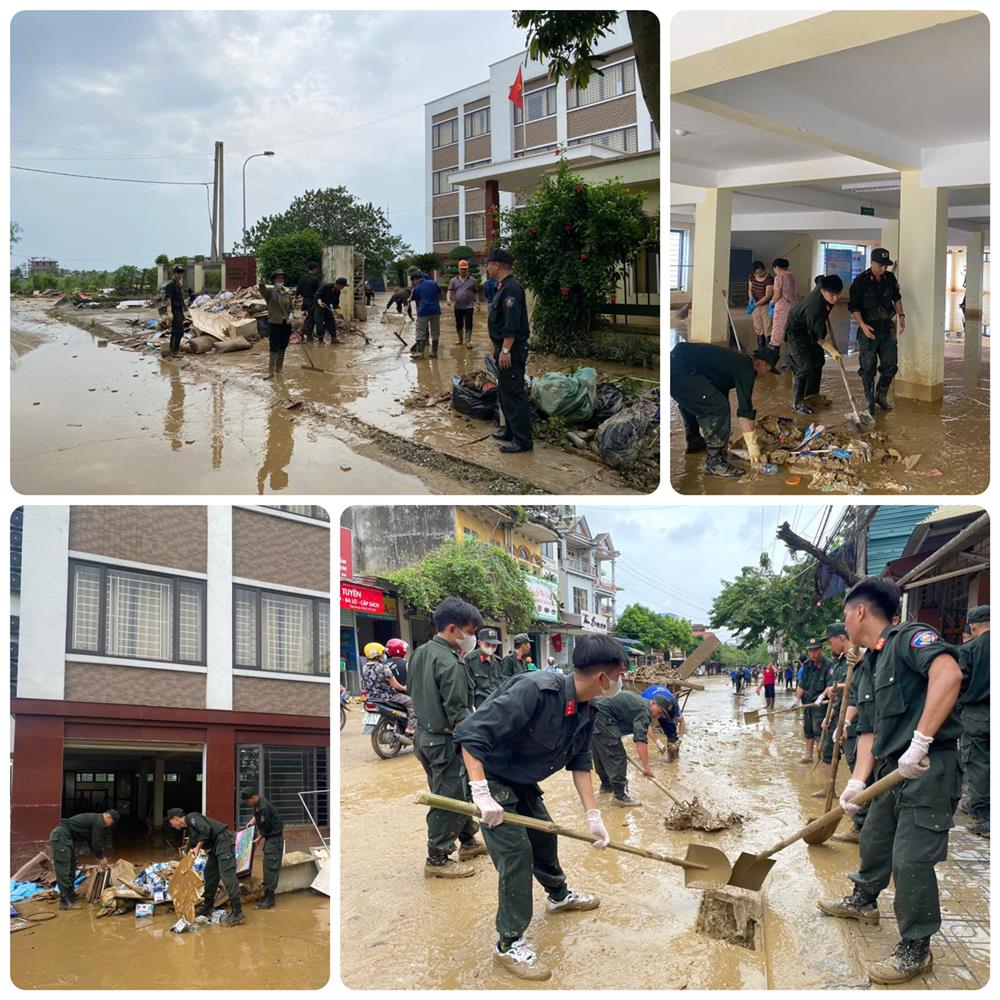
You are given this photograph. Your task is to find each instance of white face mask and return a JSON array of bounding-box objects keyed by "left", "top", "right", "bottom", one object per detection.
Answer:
[
  {"left": 456, "top": 631, "right": 477, "bottom": 655},
  {"left": 600, "top": 672, "right": 623, "bottom": 697},
  {"left": 481, "top": 644, "right": 497, "bottom": 656}
]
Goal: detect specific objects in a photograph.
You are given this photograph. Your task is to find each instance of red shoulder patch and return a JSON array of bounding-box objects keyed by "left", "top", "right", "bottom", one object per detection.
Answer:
[
  {"left": 875, "top": 638, "right": 886, "bottom": 651},
  {"left": 565, "top": 700, "right": 577, "bottom": 717}
]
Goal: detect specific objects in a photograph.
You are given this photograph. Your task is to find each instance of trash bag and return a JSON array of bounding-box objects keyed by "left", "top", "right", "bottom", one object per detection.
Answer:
[
  {"left": 214, "top": 336, "right": 251, "bottom": 353},
  {"left": 531, "top": 367, "right": 597, "bottom": 424},
  {"left": 595, "top": 388, "right": 660, "bottom": 469},
  {"left": 588, "top": 382, "right": 625, "bottom": 427},
  {"left": 451, "top": 375, "right": 498, "bottom": 420}
]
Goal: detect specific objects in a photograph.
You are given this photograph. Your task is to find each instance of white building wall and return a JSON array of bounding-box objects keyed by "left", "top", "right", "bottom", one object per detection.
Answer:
[
  {"left": 18, "top": 506, "right": 71, "bottom": 699},
  {"left": 205, "top": 506, "right": 234, "bottom": 710}
]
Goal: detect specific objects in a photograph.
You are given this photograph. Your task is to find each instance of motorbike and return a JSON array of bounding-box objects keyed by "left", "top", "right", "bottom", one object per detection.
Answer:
[
  {"left": 362, "top": 698, "right": 414, "bottom": 759},
  {"left": 340, "top": 686, "right": 350, "bottom": 731}
]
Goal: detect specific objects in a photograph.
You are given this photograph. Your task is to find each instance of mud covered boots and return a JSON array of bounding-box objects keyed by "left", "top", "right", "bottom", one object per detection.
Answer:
[
  {"left": 59, "top": 894, "right": 76, "bottom": 909},
  {"left": 679, "top": 409, "right": 706, "bottom": 453},
  {"left": 264, "top": 354, "right": 277, "bottom": 380},
  {"left": 875, "top": 379, "right": 894, "bottom": 411},
  {"left": 867, "top": 938, "right": 932, "bottom": 985},
  {"left": 255, "top": 889, "right": 276, "bottom": 909},
  {"left": 221, "top": 903, "right": 245, "bottom": 927},
  {"left": 861, "top": 377, "right": 877, "bottom": 416},
  {"left": 424, "top": 856, "right": 475, "bottom": 879},
  {"left": 817, "top": 887, "right": 880, "bottom": 925},
  {"left": 704, "top": 449, "right": 743, "bottom": 478},
  {"left": 275, "top": 350, "right": 285, "bottom": 375},
  {"left": 792, "top": 376, "right": 814, "bottom": 414}
]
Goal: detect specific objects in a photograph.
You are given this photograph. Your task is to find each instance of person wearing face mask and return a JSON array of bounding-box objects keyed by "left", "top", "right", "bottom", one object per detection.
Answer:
[
  {"left": 465, "top": 627, "right": 503, "bottom": 709},
  {"left": 591, "top": 687, "right": 656, "bottom": 806},
  {"left": 452, "top": 634, "right": 623, "bottom": 982},
  {"left": 501, "top": 634, "right": 532, "bottom": 679},
  {"left": 406, "top": 597, "right": 489, "bottom": 879},
  {"left": 258, "top": 269, "right": 294, "bottom": 379}
]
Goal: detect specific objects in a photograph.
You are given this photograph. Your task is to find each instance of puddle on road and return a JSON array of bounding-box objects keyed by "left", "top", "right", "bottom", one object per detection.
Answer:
[
  {"left": 670, "top": 297, "right": 989, "bottom": 495},
  {"left": 10, "top": 305, "right": 434, "bottom": 495}
]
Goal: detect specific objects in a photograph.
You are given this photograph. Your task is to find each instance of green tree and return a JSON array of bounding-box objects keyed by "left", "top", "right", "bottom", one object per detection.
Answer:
[
  {"left": 10, "top": 221, "right": 23, "bottom": 248},
  {"left": 385, "top": 538, "right": 536, "bottom": 632},
  {"left": 257, "top": 230, "right": 325, "bottom": 287},
  {"left": 236, "top": 186, "right": 411, "bottom": 275},
  {"left": 662, "top": 614, "right": 697, "bottom": 655},
  {"left": 442, "top": 245, "right": 482, "bottom": 286},
  {"left": 499, "top": 158, "right": 651, "bottom": 354},
  {"left": 615, "top": 605, "right": 695, "bottom": 654},
  {"left": 111, "top": 265, "right": 142, "bottom": 294},
  {"left": 513, "top": 10, "right": 660, "bottom": 136}
]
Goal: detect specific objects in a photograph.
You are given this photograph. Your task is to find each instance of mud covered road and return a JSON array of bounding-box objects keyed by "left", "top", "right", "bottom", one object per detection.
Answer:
[{"left": 339, "top": 674, "right": 989, "bottom": 990}]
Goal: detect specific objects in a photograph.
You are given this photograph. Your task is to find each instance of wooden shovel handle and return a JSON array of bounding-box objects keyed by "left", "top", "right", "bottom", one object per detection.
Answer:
[
  {"left": 822, "top": 654, "right": 858, "bottom": 810},
  {"left": 625, "top": 752, "right": 682, "bottom": 806},
  {"left": 758, "top": 760, "right": 924, "bottom": 858},
  {"left": 413, "top": 791, "right": 706, "bottom": 871}
]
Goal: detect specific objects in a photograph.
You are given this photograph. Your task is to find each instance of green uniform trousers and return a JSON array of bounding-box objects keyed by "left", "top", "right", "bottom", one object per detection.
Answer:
[
  {"left": 850, "top": 750, "right": 960, "bottom": 940},
  {"left": 803, "top": 705, "right": 824, "bottom": 740},
  {"left": 479, "top": 779, "right": 568, "bottom": 944},
  {"left": 591, "top": 719, "right": 628, "bottom": 794},
  {"left": 49, "top": 826, "right": 77, "bottom": 898},
  {"left": 413, "top": 730, "right": 478, "bottom": 860},
  {"left": 261, "top": 835, "right": 284, "bottom": 893},
  {"left": 843, "top": 731, "right": 871, "bottom": 828},
  {"left": 820, "top": 703, "right": 843, "bottom": 764},
  {"left": 202, "top": 830, "right": 241, "bottom": 911},
  {"left": 961, "top": 705, "right": 989, "bottom": 818}
]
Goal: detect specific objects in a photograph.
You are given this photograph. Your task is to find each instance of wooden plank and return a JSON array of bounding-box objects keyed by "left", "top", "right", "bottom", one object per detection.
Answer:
[{"left": 674, "top": 634, "right": 721, "bottom": 680}]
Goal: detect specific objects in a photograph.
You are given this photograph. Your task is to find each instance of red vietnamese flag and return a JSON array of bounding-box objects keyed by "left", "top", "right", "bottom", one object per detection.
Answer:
[{"left": 508, "top": 66, "right": 524, "bottom": 109}]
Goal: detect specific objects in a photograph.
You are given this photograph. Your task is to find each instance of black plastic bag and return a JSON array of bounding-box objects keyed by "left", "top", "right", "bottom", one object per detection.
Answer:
[
  {"left": 595, "top": 389, "right": 659, "bottom": 468},
  {"left": 451, "top": 375, "right": 498, "bottom": 420},
  {"left": 588, "top": 382, "right": 625, "bottom": 427}
]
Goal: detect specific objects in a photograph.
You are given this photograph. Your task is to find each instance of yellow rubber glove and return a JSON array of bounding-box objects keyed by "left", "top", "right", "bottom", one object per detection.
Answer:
[
  {"left": 743, "top": 431, "right": 763, "bottom": 465},
  {"left": 821, "top": 339, "right": 843, "bottom": 361}
]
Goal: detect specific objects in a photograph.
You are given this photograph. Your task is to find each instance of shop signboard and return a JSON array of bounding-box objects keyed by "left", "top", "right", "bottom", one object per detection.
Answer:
[
  {"left": 581, "top": 611, "right": 610, "bottom": 633},
  {"left": 340, "top": 527, "right": 353, "bottom": 578},
  {"left": 525, "top": 575, "right": 560, "bottom": 622},
  {"left": 340, "top": 582, "right": 384, "bottom": 615}
]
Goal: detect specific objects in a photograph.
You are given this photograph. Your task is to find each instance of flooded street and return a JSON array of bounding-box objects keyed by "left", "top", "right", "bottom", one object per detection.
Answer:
[
  {"left": 339, "top": 675, "right": 989, "bottom": 989},
  {"left": 670, "top": 295, "right": 989, "bottom": 495},
  {"left": 11, "top": 298, "right": 652, "bottom": 495},
  {"left": 11, "top": 888, "right": 329, "bottom": 989}
]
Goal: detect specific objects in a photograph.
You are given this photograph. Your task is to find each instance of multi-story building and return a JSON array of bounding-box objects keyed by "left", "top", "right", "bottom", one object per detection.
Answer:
[
  {"left": 25, "top": 257, "right": 59, "bottom": 276},
  {"left": 10, "top": 505, "right": 331, "bottom": 864},
  {"left": 424, "top": 15, "right": 657, "bottom": 259}
]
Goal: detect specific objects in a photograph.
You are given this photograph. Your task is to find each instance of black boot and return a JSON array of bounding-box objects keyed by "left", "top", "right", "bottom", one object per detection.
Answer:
[
  {"left": 685, "top": 432, "right": 706, "bottom": 454},
  {"left": 792, "top": 377, "right": 813, "bottom": 414},
  {"left": 875, "top": 379, "right": 894, "bottom": 410},
  {"left": 255, "top": 890, "right": 276, "bottom": 910},
  {"left": 757, "top": 334, "right": 767, "bottom": 350},
  {"left": 222, "top": 904, "right": 246, "bottom": 926},
  {"left": 861, "top": 377, "right": 877, "bottom": 416},
  {"left": 704, "top": 449, "right": 744, "bottom": 478},
  {"left": 59, "top": 894, "right": 76, "bottom": 909}
]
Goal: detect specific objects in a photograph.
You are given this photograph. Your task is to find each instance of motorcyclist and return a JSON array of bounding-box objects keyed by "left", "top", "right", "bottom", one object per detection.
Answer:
[
  {"left": 386, "top": 638, "right": 410, "bottom": 687},
  {"left": 363, "top": 641, "right": 416, "bottom": 735}
]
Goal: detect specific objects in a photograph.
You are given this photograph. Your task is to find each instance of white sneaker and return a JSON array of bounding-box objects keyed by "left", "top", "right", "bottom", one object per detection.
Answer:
[
  {"left": 493, "top": 938, "right": 551, "bottom": 981},
  {"left": 546, "top": 890, "right": 600, "bottom": 913}
]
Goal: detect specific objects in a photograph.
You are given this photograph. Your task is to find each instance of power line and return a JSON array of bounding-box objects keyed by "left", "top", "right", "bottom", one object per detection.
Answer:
[
  {"left": 614, "top": 563, "right": 710, "bottom": 616},
  {"left": 12, "top": 165, "right": 211, "bottom": 186}
]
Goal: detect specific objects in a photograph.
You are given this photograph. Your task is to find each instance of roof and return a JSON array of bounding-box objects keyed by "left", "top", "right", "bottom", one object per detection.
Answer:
[{"left": 918, "top": 505, "right": 984, "bottom": 525}]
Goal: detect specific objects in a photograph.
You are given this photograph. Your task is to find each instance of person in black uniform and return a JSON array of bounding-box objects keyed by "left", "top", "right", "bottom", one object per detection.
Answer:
[
  {"left": 316, "top": 277, "right": 348, "bottom": 343},
  {"left": 295, "top": 261, "right": 321, "bottom": 341},
  {"left": 49, "top": 810, "right": 118, "bottom": 907},
  {"left": 240, "top": 788, "right": 284, "bottom": 909},
  {"left": 465, "top": 626, "right": 502, "bottom": 709},
  {"left": 485, "top": 248, "right": 532, "bottom": 454},
  {"left": 848, "top": 248, "right": 905, "bottom": 415},
  {"left": 452, "top": 633, "right": 623, "bottom": 982},
  {"left": 670, "top": 340, "right": 780, "bottom": 477},
  {"left": 957, "top": 605, "right": 989, "bottom": 837},
  {"left": 783, "top": 274, "right": 843, "bottom": 414},
  {"left": 164, "top": 265, "right": 188, "bottom": 356}
]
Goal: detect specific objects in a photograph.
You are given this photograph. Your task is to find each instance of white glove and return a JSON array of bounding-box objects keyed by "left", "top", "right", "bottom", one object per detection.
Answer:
[
  {"left": 469, "top": 780, "right": 505, "bottom": 827},
  {"left": 791, "top": 698, "right": 802, "bottom": 708},
  {"left": 814, "top": 694, "right": 827, "bottom": 706},
  {"left": 839, "top": 778, "right": 867, "bottom": 816},
  {"left": 742, "top": 431, "right": 763, "bottom": 465},
  {"left": 897, "top": 730, "right": 932, "bottom": 780},
  {"left": 586, "top": 809, "right": 609, "bottom": 850}
]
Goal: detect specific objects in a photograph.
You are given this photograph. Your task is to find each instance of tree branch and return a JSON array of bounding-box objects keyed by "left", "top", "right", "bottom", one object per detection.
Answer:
[{"left": 776, "top": 521, "right": 859, "bottom": 587}]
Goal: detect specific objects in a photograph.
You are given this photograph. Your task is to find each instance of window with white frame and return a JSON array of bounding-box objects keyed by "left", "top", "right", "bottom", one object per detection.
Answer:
[
  {"left": 433, "top": 217, "right": 459, "bottom": 242},
  {"left": 432, "top": 168, "right": 458, "bottom": 196},
  {"left": 513, "top": 85, "right": 557, "bottom": 124},
  {"left": 265, "top": 506, "right": 330, "bottom": 522},
  {"left": 432, "top": 118, "right": 459, "bottom": 148},
  {"left": 68, "top": 561, "right": 206, "bottom": 664},
  {"left": 465, "top": 213, "right": 485, "bottom": 240},
  {"left": 573, "top": 587, "right": 589, "bottom": 614},
  {"left": 234, "top": 586, "right": 330, "bottom": 676},
  {"left": 513, "top": 143, "right": 557, "bottom": 160},
  {"left": 463, "top": 158, "right": 491, "bottom": 191},
  {"left": 669, "top": 230, "right": 687, "bottom": 292},
  {"left": 464, "top": 107, "right": 490, "bottom": 139},
  {"left": 567, "top": 126, "right": 638, "bottom": 154},
  {"left": 568, "top": 59, "right": 636, "bottom": 108}
]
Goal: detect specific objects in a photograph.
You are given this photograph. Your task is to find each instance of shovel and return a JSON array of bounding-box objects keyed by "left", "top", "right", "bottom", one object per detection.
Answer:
[
  {"left": 391, "top": 313, "right": 410, "bottom": 348},
  {"left": 809, "top": 652, "right": 860, "bottom": 806},
  {"left": 300, "top": 340, "right": 334, "bottom": 374},
  {"left": 824, "top": 318, "right": 874, "bottom": 429},
  {"left": 626, "top": 752, "right": 692, "bottom": 809},
  {"left": 742, "top": 701, "right": 808, "bottom": 725},
  {"left": 726, "top": 758, "right": 926, "bottom": 891},
  {"left": 414, "top": 791, "right": 732, "bottom": 889}
]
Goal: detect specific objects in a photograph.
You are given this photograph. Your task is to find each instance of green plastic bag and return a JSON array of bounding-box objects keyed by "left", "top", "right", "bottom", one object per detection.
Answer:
[{"left": 531, "top": 367, "right": 597, "bottom": 424}]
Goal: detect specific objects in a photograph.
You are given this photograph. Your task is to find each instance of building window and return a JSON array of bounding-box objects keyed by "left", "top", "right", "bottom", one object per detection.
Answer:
[
  {"left": 11, "top": 507, "right": 23, "bottom": 593},
  {"left": 567, "top": 126, "right": 638, "bottom": 154},
  {"left": 573, "top": 587, "right": 589, "bottom": 614},
  {"left": 432, "top": 118, "right": 459, "bottom": 148},
  {"left": 465, "top": 213, "right": 485, "bottom": 240},
  {"left": 463, "top": 528, "right": 478, "bottom": 540},
  {"left": 669, "top": 229, "right": 688, "bottom": 292},
  {"left": 514, "top": 85, "right": 557, "bottom": 124},
  {"left": 266, "top": 506, "right": 330, "bottom": 523},
  {"left": 433, "top": 217, "right": 459, "bottom": 243},
  {"left": 234, "top": 585, "right": 330, "bottom": 676},
  {"left": 463, "top": 158, "right": 491, "bottom": 191},
  {"left": 68, "top": 561, "right": 206, "bottom": 665},
  {"left": 464, "top": 107, "right": 490, "bottom": 139},
  {"left": 568, "top": 59, "right": 636, "bottom": 109},
  {"left": 513, "top": 143, "right": 558, "bottom": 160},
  {"left": 236, "top": 745, "right": 330, "bottom": 827},
  {"left": 432, "top": 168, "right": 458, "bottom": 196}
]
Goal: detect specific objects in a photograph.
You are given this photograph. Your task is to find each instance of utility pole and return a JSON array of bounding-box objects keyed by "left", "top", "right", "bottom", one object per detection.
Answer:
[
  {"left": 218, "top": 141, "right": 225, "bottom": 260},
  {"left": 210, "top": 142, "right": 219, "bottom": 260}
]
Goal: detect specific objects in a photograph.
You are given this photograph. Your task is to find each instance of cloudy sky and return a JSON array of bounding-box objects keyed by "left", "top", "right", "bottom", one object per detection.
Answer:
[
  {"left": 577, "top": 505, "right": 833, "bottom": 642},
  {"left": 10, "top": 9, "right": 529, "bottom": 271}
]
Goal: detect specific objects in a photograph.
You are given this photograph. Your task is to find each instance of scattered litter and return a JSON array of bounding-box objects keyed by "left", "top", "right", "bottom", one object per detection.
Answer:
[
  {"left": 135, "top": 903, "right": 154, "bottom": 919},
  {"left": 170, "top": 917, "right": 192, "bottom": 934}
]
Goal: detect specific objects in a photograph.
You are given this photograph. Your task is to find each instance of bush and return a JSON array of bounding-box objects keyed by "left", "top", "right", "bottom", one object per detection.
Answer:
[
  {"left": 203, "top": 269, "right": 221, "bottom": 293},
  {"left": 257, "top": 230, "right": 324, "bottom": 286}
]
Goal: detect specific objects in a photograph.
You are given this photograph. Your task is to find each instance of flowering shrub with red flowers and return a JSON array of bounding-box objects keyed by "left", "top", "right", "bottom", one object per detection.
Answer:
[{"left": 499, "top": 158, "right": 652, "bottom": 355}]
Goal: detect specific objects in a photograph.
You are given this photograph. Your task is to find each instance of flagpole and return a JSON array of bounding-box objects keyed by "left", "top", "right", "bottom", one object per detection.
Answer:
[{"left": 522, "top": 53, "right": 528, "bottom": 157}]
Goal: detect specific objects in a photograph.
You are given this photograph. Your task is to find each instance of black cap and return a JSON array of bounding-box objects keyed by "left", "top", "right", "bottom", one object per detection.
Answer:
[
  {"left": 107, "top": 809, "right": 121, "bottom": 824},
  {"left": 334, "top": 276, "right": 348, "bottom": 286},
  {"left": 307, "top": 261, "right": 319, "bottom": 269},
  {"left": 486, "top": 248, "right": 513, "bottom": 265},
  {"left": 652, "top": 695, "right": 674, "bottom": 712},
  {"left": 165, "top": 807, "right": 185, "bottom": 820},
  {"left": 825, "top": 622, "right": 848, "bottom": 639},
  {"left": 820, "top": 274, "right": 844, "bottom": 294},
  {"left": 240, "top": 787, "right": 259, "bottom": 801},
  {"left": 752, "top": 344, "right": 781, "bottom": 373},
  {"left": 271, "top": 269, "right": 285, "bottom": 279},
  {"left": 478, "top": 627, "right": 500, "bottom": 643},
  {"left": 968, "top": 605, "right": 990, "bottom": 624},
  {"left": 871, "top": 248, "right": 894, "bottom": 267},
  {"left": 806, "top": 637, "right": 823, "bottom": 649},
  {"left": 173, "top": 265, "right": 185, "bottom": 274},
  {"left": 513, "top": 633, "right": 530, "bottom": 645}
]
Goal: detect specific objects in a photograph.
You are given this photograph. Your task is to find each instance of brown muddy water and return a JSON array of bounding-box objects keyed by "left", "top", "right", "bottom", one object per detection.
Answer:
[
  {"left": 670, "top": 295, "right": 989, "bottom": 495},
  {"left": 10, "top": 890, "right": 329, "bottom": 989},
  {"left": 340, "top": 675, "right": 988, "bottom": 989}
]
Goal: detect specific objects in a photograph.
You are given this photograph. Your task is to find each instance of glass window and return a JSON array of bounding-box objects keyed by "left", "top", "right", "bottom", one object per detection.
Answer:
[
  {"left": 178, "top": 580, "right": 203, "bottom": 663},
  {"left": 105, "top": 569, "right": 172, "bottom": 660},
  {"left": 464, "top": 107, "right": 490, "bottom": 138},
  {"left": 236, "top": 745, "right": 329, "bottom": 827},
  {"left": 234, "top": 588, "right": 258, "bottom": 667},
  {"left": 514, "top": 85, "right": 557, "bottom": 124},
  {"left": 432, "top": 118, "right": 459, "bottom": 148},
  {"left": 71, "top": 563, "right": 102, "bottom": 651},
  {"left": 433, "top": 217, "right": 459, "bottom": 243},
  {"left": 567, "top": 126, "right": 638, "bottom": 154},
  {"left": 568, "top": 59, "right": 635, "bottom": 108},
  {"left": 669, "top": 230, "right": 687, "bottom": 292},
  {"left": 432, "top": 168, "right": 458, "bottom": 196},
  {"left": 266, "top": 506, "right": 330, "bottom": 522},
  {"left": 573, "top": 587, "right": 589, "bottom": 614},
  {"left": 513, "top": 143, "right": 557, "bottom": 160},
  {"left": 234, "top": 587, "right": 330, "bottom": 676},
  {"left": 465, "top": 213, "right": 485, "bottom": 240}
]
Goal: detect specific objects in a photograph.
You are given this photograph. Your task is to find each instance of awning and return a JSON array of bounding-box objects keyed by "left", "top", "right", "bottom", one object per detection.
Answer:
[{"left": 447, "top": 143, "right": 621, "bottom": 194}]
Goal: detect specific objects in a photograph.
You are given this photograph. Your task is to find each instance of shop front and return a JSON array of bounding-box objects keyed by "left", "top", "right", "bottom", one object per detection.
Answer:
[{"left": 340, "top": 580, "right": 401, "bottom": 692}]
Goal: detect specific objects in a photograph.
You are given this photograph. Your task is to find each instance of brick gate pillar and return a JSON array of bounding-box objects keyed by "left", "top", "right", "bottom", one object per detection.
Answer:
[{"left": 11, "top": 716, "right": 64, "bottom": 866}]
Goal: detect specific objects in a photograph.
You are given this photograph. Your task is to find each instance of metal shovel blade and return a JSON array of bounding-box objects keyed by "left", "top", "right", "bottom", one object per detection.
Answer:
[
  {"left": 802, "top": 813, "right": 842, "bottom": 845},
  {"left": 727, "top": 851, "right": 776, "bottom": 891},
  {"left": 683, "top": 845, "right": 732, "bottom": 890},
  {"left": 742, "top": 709, "right": 761, "bottom": 724}
]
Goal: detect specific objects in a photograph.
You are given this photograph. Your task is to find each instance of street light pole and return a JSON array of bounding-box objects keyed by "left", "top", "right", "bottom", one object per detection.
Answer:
[{"left": 242, "top": 151, "right": 275, "bottom": 243}]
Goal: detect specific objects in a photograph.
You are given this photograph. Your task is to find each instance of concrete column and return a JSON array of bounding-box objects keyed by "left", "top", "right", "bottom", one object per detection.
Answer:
[
  {"left": 555, "top": 79, "right": 568, "bottom": 145},
  {"left": 689, "top": 188, "right": 732, "bottom": 344},
  {"left": 895, "top": 171, "right": 947, "bottom": 401},
  {"left": 206, "top": 727, "right": 236, "bottom": 828},
  {"left": 153, "top": 756, "right": 165, "bottom": 830},
  {"left": 219, "top": 259, "right": 227, "bottom": 293},
  {"left": 206, "top": 506, "right": 233, "bottom": 711},
  {"left": 880, "top": 219, "right": 900, "bottom": 264},
  {"left": 156, "top": 263, "right": 168, "bottom": 289},
  {"left": 964, "top": 231, "right": 984, "bottom": 318},
  {"left": 331, "top": 246, "right": 354, "bottom": 320},
  {"left": 193, "top": 260, "right": 205, "bottom": 294}
]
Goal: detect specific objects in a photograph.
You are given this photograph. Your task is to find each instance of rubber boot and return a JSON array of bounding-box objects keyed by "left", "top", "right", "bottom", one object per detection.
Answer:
[
  {"left": 59, "top": 894, "right": 76, "bottom": 909},
  {"left": 429, "top": 340, "right": 439, "bottom": 359},
  {"left": 255, "top": 889, "right": 275, "bottom": 910},
  {"left": 861, "top": 377, "right": 877, "bottom": 416},
  {"left": 264, "top": 354, "right": 276, "bottom": 380},
  {"left": 757, "top": 334, "right": 767, "bottom": 350},
  {"left": 867, "top": 938, "right": 932, "bottom": 985},
  {"left": 275, "top": 349, "right": 285, "bottom": 375},
  {"left": 410, "top": 343, "right": 426, "bottom": 362},
  {"left": 679, "top": 409, "right": 706, "bottom": 453},
  {"left": 222, "top": 903, "right": 245, "bottom": 927},
  {"left": 704, "top": 448, "right": 744, "bottom": 478},
  {"left": 817, "top": 887, "right": 880, "bottom": 924},
  {"left": 875, "top": 379, "right": 894, "bottom": 411},
  {"left": 792, "top": 376, "right": 814, "bottom": 414}
]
